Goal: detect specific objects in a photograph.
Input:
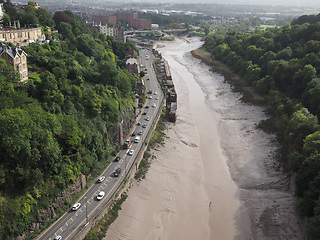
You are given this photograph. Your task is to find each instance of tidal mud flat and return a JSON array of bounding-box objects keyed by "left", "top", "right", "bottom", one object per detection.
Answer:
[{"left": 104, "top": 37, "right": 305, "bottom": 240}]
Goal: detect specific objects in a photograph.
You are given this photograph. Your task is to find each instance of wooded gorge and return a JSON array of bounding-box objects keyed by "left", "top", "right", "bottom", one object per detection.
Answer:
[
  {"left": 0, "top": 3, "right": 139, "bottom": 239},
  {"left": 204, "top": 14, "right": 320, "bottom": 239}
]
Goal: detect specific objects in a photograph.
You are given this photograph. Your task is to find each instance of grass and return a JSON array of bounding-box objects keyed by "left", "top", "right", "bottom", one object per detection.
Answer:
[{"left": 84, "top": 194, "right": 127, "bottom": 240}]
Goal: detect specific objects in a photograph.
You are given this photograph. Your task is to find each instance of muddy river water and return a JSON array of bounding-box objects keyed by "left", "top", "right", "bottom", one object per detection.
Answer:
[{"left": 104, "top": 37, "right": 305, "bottom": 240}]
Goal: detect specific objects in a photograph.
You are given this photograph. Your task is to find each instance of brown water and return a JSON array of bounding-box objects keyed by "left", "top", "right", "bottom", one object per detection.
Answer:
[{"left": 104, "top": 37, "right": 305, "bottom": 240}]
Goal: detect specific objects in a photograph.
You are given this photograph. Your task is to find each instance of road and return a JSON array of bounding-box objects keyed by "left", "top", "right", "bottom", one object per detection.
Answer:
[{"left": 36, "top": 48, "right": 163, "bottom": 240}]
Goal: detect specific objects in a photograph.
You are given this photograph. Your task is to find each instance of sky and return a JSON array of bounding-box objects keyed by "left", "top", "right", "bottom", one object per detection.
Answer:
[{"left": 168, "top": 0, "right": 320, "bottom": 8}]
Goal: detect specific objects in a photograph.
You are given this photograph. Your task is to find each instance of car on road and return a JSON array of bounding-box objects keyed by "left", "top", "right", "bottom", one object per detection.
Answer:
[
  {"left": 145, "top": 105, "right": 149, "bottom": 108},
  {"left": 114, "top": 168, "right": 121, "bottom": 177},
  {"left": 137, "top": 122, "right": 141, "bottom": 125},
  {"left": 114, "top": 156, "right": 120, "bottom": 162},
  {"left": 145, "top": 68, "right": 148, "bottom": 71},
  {"left": 72, "top": 203, "right": 81, "bottom": 211},
  {"left": 98, "top": 176, "right": 105, "bottom": 183},
  {"left": 132, "top": 132, "right": 136, "bottom": 136},
  {"left": 152, "top": 103, "right": 156, "bottom": 108},
  {"left": 147, "top": 78, "right": 150, "bottom": 81},
  {"left": 138, "top": 130, "right": 143, "bottom": 135},
  {"left": 145, "top": 116, "right": 150, "bottom": 121},
  {"left": 128, "top": 149, "right": 134, "bottom": 155},
  {"left": 54, "top": 236, "right": 62, "bottom": 240},
  {"left": 155, "top": 96, "right": 159, "bottom": 100},
  {"left": 142, "top": 123, "right": 147, "bottom": 128},
  {"left": 143, "top": 111, "right": 147, "bottom": 115},
  {"left": 97, "top": 191, "right": 105, "bottom": 200},
  {"left": 148, "top": 95, "right": 152, "bottom": 99},
  {"left": 154, "top": 92, "right": 158, "bottom": 95}
]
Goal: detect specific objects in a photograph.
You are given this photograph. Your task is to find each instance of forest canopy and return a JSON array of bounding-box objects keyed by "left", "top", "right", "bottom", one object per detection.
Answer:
[{"left": 0, "top": 4, "right": 139, "bottom": 239}]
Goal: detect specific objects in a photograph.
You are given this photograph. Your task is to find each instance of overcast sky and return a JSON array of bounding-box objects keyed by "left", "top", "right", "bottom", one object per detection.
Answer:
[{"left": 161, "top": 0, "right": 320, "bottom": 8}]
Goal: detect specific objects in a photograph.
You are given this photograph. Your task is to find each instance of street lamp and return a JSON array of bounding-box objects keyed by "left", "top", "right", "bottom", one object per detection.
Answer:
[
  {"left": 84, "top": 197, "right": 88, "bottom": 224},
  {"left": 124, "top": 156, "right": 127, "bottom": 178}
]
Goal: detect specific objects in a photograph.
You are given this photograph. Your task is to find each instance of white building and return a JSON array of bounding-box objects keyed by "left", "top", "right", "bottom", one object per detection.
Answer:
[{"left": 100, "top": 25, "right": 126, "bottom": 42}]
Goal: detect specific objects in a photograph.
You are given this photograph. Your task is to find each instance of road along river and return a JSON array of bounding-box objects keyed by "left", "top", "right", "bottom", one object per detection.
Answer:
[{"left": 104, "top": 36, "right": 305, "bottom": 240}]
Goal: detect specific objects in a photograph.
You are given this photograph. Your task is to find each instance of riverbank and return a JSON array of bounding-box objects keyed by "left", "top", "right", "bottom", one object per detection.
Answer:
[{"left": 191, "top": 47, "right": 265, "bottom": 105}]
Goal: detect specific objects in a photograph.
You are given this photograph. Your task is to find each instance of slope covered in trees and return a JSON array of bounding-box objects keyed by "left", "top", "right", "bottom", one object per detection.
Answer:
[
  {"left": 204, "top": 14, "right": 320, "bottom": 240},
  {"left": 0, "top": 3, "right": 139, "bottom": 239}
]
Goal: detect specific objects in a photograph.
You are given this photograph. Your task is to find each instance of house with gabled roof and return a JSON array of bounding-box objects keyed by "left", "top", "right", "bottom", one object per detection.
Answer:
[{"left": 0, "top": 43, "right": 28, "bottom": 81}]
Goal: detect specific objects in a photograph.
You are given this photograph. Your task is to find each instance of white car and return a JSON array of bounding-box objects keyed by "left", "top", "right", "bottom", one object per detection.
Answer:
[
  {"left": 128, "top": 149, "right": 134, "bottom": 155},
  {"left": 149, "top": 95, "right": 152, "bottom": 99},
  {"left": 154, "top": 92, "right": 158, "bottom": 95},
  {"left": 152, "top": 103, "right": 156, "bottom": 108},
  {"left": 145, "top": 116, "right": 150, "bottom": 121},
  {"left": 97, "top": 191, "right": 105, "bottom": 200},
  {"left": 155, "top": 96, "right": 159, "bottom": 100},
  {"left": 98, "top": 176, "right": 105, "bottom": 183},
  {"left": 54, "top": 236, "right": 62, "bottom": 240},
  {"left": 72, "top": 203, "right": 81, "bottom": 211},
  {"left": 138, "top": 130, "right": 143, "bottom": 135}
]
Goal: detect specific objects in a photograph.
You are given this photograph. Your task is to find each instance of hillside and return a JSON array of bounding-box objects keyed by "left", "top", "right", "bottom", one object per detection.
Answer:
[{"left": 0, "top": 5, "right": 139, "bottom": 239}]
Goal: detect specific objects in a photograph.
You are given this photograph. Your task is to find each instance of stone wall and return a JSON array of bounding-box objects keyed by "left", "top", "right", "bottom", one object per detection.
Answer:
[{"left": 152, "top": 49, "right": 177, "bottom": 122}]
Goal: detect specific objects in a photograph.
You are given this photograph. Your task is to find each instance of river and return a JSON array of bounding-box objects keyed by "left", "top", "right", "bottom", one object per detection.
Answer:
[{"left": 104, "top": 36, "right": 305, "bottom": 240}]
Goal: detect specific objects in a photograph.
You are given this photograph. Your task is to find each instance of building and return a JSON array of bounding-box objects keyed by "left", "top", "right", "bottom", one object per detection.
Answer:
[
  {"left": 92, "top": 15, "right": 117, "bottom": 26},
  {"left": 0, "top": 3, "right": 4, "bottom": 21},
  {"left": 0, "top": 43, "right": 28, "bottom": 81},
  {"left": 100, "top": 24, "right": 125, "bottom": 42},
  {"left": 0, "top": 26, "right": 45, "bottom": 45},
  {"left": 128, "top": 19, "right": 151, "bottom": 30},
  {"left": 116, "top": 12, "right": 138, "bottom": 21}
]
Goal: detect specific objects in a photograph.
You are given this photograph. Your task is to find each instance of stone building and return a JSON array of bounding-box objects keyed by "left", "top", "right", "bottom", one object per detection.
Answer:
[
  {"left": 0, "top": 43, "right": 28, "bottom": 81},
  {"left": 0, "top": 26, "right": 45, "bottom": 45}
]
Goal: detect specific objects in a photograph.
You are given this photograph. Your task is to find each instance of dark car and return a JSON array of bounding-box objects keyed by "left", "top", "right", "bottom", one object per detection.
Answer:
[
  {"left": 132, "top": 132, "right": 136, "bottom": 136},
  {"left": 114, "top": 168, "right": 121, "bottom": 177},
  {"left": 114, "top": 156, "right": 120, "bottom": 162},
  {"left": 143, "top": 111, "right": 147, "bottom": 115},
  {"left": 142, "top": 123, "right": 147, "bottom": 128},
  {"left": 145, "top": 105, "right": 149, "bottom": 108}
]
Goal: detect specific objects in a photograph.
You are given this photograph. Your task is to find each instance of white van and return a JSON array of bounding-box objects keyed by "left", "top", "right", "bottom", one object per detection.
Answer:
[{"left": 134, "top": 136, "right": 140, "bottom": 143}]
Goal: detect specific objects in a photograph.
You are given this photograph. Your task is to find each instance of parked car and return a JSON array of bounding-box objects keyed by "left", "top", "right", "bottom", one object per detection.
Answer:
[
  {"left": 152, "top": 103, "right": 156, "bottom": 108},
  {"left": 54, "top": 236, "right": 62, "bottom": 240},
  {"left": 72, "top": 203, "right": 81, "bottom": 211},
  {"left": 155, "top": 96, "right": 159, "bottom": 100},
  {"left": 128, "top": 149, "right": 134, "bottom": 155},
  {"left": 154, "top": 92, "right": 158, "bottom": 95},
  {"left": 145, "top": 105, "right": 149, "bottom": 108},
  {"left": 114, "top": 156, "right": 120, "bottom": 162},
  {"left": 149, "top": 95, "right": 152, "bottom": 99},
  {"left": 98, "top": 176, "right": 105, "bottom": 183},
  {"left": 97, "top": 191, "right": 105, "bottom": 200},
  {"left": 114, "top": 168, "right": 121, "bottom": 177}
]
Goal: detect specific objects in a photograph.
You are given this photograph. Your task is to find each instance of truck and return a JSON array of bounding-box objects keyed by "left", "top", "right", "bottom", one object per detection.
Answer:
[{"left": 123, "top": 139, "right": 131, "bottom": 149}]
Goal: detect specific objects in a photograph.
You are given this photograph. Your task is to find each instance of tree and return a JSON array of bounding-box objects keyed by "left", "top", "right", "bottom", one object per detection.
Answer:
[{"left": 285, "top": 108, "right": 318, "bottom": 151}]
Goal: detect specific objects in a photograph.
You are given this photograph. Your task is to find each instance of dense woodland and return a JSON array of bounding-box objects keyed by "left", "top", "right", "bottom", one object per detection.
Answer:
[
  {"left": 204, "top": 13, "right": 320, "bottom": 239},
  {"left": 0, "top": 2, "right": 139, "bottom": 239}
]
